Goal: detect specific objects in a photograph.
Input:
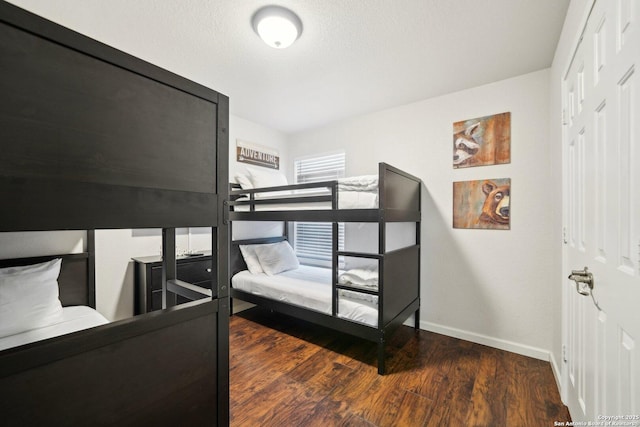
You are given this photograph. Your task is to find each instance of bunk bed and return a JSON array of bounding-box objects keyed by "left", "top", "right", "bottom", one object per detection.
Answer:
[
  {"left": 0, "top": 2, "right": 229, "bottom": 425},
  {"left": 228, "top": 163, "right": 421, "bottom": 374},
  {"left": 0, "top": 243, "right": 106, "bottom": 353}
]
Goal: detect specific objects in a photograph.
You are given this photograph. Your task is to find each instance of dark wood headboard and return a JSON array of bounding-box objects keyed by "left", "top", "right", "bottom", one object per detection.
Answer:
[
  {"left": 0, "top": 252, "right": 95, "bottom": 308},
  {"left": 230, "top": 236, "right": 287, "bottom": 277}
]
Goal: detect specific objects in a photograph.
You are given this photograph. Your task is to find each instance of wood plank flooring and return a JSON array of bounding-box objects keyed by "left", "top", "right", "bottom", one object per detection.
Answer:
[{"left": 230, "top": 307, "right": 570, "bottom": 426}]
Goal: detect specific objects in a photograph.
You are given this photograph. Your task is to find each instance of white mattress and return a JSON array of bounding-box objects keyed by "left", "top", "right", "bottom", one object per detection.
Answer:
[
  {"left": 234, "top": 190, "right": 378, "bottom": 211},
  {"left": 232, "top": 265, "right": 379, "bottom": 327},
  {"left": 233, "top": 175, "right": 380, "bottom": 211},
  {"left": 0, "top": 306, "right": 109, "bottom": 351}
]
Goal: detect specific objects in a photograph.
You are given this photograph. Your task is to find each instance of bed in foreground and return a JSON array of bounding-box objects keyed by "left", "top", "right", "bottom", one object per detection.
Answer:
[
  {"left": 0, "top": 250, "right": 108, "bottom": 352},
  {"left": 0, "top": 2, "right": 229, "bottom": 424}
]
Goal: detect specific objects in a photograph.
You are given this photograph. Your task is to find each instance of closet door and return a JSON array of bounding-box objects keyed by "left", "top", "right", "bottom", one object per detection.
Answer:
[{"left": 562, "top": 0, "right": 640, "bottom": 421}]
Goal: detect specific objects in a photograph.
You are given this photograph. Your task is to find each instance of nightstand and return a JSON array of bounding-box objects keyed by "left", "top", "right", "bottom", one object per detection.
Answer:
[{"left": 132, "top": 252, "right": 213, "bottom": 314}]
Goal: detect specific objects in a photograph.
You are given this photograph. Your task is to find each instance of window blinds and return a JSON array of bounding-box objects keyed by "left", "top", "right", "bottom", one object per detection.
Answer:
[
  {"left": 293, "top": 152, "right": 345, "bottom": 264},
  {"left": 294, "top": 152, "right": 345, "bottom": 183}
]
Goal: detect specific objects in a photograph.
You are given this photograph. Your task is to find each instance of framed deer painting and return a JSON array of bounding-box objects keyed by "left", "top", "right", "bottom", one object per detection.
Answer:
[{"left": 453, "top": 112, "right": 510, "bottom": 168}]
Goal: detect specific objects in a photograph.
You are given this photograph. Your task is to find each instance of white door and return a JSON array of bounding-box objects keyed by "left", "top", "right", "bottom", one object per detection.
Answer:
[{"left": 562, "top": 0, "right": 640, "bottom": 421}]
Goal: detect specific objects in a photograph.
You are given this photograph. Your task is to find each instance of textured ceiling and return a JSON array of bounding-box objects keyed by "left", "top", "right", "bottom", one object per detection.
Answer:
[{"left": 8, "top": 0, "right": 570, "bottom": 134}]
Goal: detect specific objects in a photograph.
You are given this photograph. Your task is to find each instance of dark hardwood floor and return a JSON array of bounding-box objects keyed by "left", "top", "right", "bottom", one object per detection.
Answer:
[{"left": 230, "top": 307, "right": 570, "bottom": 426}]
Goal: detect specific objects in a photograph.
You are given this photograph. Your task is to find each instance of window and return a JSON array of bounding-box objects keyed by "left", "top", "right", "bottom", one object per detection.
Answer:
[
  {"left": 294, "top": 152, "right": 346, "bottom": 183},
  {"left": 293, "top": 152, "right": 345, "bottom": 266}
]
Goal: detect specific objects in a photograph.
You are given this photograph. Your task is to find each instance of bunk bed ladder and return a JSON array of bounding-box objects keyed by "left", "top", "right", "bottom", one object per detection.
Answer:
[{"left": 331, "top": 173, "right": 390, "bottom": 375}]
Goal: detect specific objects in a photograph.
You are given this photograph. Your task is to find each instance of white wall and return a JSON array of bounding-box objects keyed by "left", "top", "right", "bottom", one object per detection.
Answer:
[
  {"left": 229, "top": 115, "right": 289, "bottom": 241},
  {"left": 288, "top": 69, "right": 557, "bottom": 359},
  {"left": 230, "top": 115, "right": 290, "bottom": 180},
  {"left": 0, "top": 231, "right": 85, "bottom": 259},
  {"left": 94, "top": 229, "right": 191, "bottom": 321}
]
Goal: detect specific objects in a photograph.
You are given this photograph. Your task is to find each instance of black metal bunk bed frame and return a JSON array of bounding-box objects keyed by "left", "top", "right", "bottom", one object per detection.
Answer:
[
  {"left": 0, "top": 2, "right": 229, "bottom": 425},
  {"left": 228, "top": 162, "right": 421, "bottom": 374}
]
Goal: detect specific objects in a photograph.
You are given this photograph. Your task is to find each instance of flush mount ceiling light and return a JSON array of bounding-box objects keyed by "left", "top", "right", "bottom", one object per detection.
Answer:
[{"left": 251, "top": 5, "right": 303, "bottom": 49}]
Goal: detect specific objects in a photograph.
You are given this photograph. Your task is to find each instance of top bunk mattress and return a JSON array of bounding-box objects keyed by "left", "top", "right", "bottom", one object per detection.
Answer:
[
  {"left": 232, "top": 171, "right": 379, "bottom": 211},
  {"left": 233, "top": 189, "right": 378, "bottom": 211}
]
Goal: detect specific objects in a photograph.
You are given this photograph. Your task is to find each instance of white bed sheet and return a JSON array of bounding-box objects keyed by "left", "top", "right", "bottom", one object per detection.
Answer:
[
  {"left": 232, "top": 265, "right": 379, "bottom": 327},
  {"left": 234, "top": 191, "right": 378, "bottom": 211},
  {"left": 0, "top": 306, "right": 109, "bottom": 351}
]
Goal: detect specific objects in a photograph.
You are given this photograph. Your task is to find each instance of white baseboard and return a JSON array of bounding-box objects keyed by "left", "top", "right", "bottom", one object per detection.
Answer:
[
  {"left": 549, "top": 351, "right": 564, "bottom": 401},
  {"left": 420, "top": 320, "right": 550, "bottom": 361}
]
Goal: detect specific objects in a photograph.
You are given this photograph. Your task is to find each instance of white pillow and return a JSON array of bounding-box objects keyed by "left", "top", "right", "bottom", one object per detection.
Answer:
[
  {"left": 0, "top": 258, "right": 64, "bottom": 338},
  {"left": 0, "top": 259, "right": 59, "bottom": 276},
  {"left": 246, "top": 166, "right": 288, "bottom": 189},
  {"left": 239, "top": 245, "right": 264, "bottom": 274},
  {"left": 234, "top": 173, "right": 253, "bottom": 190},
  {"left": 254, "top": 241, "right": 299, "bottom": 276}
]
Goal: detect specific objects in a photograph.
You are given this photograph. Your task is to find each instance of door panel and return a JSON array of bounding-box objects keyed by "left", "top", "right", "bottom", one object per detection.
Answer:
[{"left": 562, "top": 0, "right": 640, "bottom": 420}]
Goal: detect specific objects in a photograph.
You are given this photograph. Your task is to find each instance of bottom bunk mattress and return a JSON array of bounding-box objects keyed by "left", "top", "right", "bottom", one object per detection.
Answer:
[
  {"left": 232, "top": 265, "right": 378, "bottom": 327},
  {"left": 0, "top": 306, "right": 109, "bottom": 351}
]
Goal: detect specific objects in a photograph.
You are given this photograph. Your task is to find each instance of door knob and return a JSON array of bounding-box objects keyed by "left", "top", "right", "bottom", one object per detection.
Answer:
[{"left": 568, "top": 266, "right": 594, "bottom": 295}]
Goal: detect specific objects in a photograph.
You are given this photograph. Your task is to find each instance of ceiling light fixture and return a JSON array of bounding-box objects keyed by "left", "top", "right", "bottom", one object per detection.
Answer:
[{"left": 251, "top": 5, "right": 303, "bottom": 49}]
